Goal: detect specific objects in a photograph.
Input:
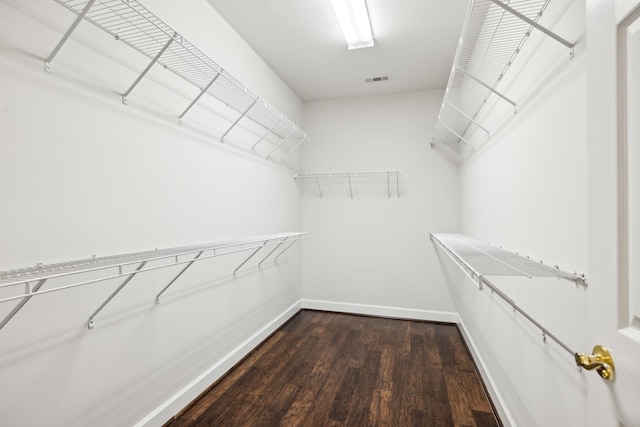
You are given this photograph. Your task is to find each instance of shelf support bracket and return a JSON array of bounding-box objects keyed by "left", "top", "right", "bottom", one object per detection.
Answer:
[
  {"left": 387, "top": 172, "right": 391, "bottom": 198},
  {"left": 88, "top": 261, "right": 147, "bottom": 329},
  {"left": 315, "top": 176, "right": 323, "bottom": 198},
  {"left": 222, "top": 100, "right": 257, "bottom": 143},
  {"left": 179, "top": 72, "right": 221, "bottom": 122},
  {"left": 0, "top": 279, "right": 47, "bottom": 331},
  {"left": 258, "top": 237, "right": 289, "bottom": 268},
  {"left": 45, "top": 0, "right": 98, "bottom": 73},
  {"left": 431, "top": 140, "right": 463, "bottom": 165},
  {"left": 233, "top": 240, "right": 269, "bottom": 276},
  {"left": 440, "top": 122, "right": 476, "bottom": 150},
  {"left": 266, "top": 129, "right": 295, "bottom": 160},
  {"left": 252, "top": 118, "right": 283, "bottom": 151},
  {"left": 444, "top": 101, "right": 491, "bottom": 136},
  {"left": 122, "top": 33, "right": 178, "bottom": 105},
  {"left": 396, "top": 171, "right": 400, "bottom": 200},
  {"left": 155, "top": 251, "right": 204, "bottom": 304},
  {"left": 274, "top": 238, "right": 301, "bottom": 263},
  {"left": 347, "top": 175, "right": 353, "bottom": 199},
  {"left": 487, "top": 0, "right": 575, "bottom": 56},
  {"left": 280, "top": 135, "right": 309, "bottom": 162},
  {"left": 456, "top": 67, "right": 517, "bottom": 109}
]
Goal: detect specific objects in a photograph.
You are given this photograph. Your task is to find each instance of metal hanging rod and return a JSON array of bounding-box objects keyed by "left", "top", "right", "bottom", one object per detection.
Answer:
[
  {"left": 430, "top": 232, "right": 580, "bottom": 356},
  {"left": 431, "top": 0, "right": 575, "bottom": 164},
  {"left": 46, "top": 0, "right": 309, "bottom": 164},
  {"left": 294, "top": 171, "right": 401, "bottom": 199},
  {"left": 0, "top": 232, "right": 308, "bottom": 331}
]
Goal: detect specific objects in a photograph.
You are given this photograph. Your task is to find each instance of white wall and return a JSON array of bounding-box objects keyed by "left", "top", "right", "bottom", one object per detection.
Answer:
[
  {"left": 300, "top": 91, "right": 458, "bottom": 320},
  {"left": 445, "top": 0, "right": 590, "bottom": 425},
  {"left": 0, "top": 0, "right": 304, "bottom": 426}
]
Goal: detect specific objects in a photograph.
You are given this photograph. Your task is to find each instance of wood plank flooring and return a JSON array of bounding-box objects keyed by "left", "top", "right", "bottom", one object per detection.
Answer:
[{"left": 165, "top": 310, "right": 501, "bottom": 427}]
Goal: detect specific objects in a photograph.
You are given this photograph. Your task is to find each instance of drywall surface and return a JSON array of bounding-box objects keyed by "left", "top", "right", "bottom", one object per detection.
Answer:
[
  {"left": 300, "top": 90, "right": 458, "bottom": 316},
  {"left": 450, "top": 0, "right": 590, "bottom": 425},
  {"left": 0, "top": 1, "right": 303, "bottom": 426}
]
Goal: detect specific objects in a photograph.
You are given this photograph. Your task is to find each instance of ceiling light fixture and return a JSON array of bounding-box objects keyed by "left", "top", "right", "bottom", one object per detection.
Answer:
[{"left": 330, "top": 0, "right": 374, "bottom": 50}]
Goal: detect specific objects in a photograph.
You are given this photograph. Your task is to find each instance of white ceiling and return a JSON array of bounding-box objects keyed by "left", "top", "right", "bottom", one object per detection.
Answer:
[{"left": 206, "top": 0, "right": 470, "bottom": 102}]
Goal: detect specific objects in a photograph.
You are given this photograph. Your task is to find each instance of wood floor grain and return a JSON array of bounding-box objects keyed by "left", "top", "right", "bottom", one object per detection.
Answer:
[{"left": 165, "top": 310, "right": 501, "bottom": 427}]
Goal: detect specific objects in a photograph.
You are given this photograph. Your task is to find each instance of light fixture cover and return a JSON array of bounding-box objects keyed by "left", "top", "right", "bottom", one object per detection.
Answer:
[{"left": 330, "top": 0, "right": 374, "bottom": 50}]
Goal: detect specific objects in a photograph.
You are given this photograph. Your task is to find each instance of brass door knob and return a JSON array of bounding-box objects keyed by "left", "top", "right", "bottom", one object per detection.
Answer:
[{"left": 575, "top": 345, "right": 615, "bottom": 380}]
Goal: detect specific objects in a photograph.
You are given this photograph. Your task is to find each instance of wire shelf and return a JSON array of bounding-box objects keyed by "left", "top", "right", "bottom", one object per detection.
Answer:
[
  {"left": 0, "top": 232, "right": 308, "bottom": 330},
  {"left": 294, "top": 171, "right": 401, "bottom": 199},
  {"left": 430, "top": 233, "right": 585, "bottom": 284},
  {"left": 430, "top": 232, "right": 584, "bottom": 356},
  {"left": 431, "top": 0, "right": 574, "bottom": 165},
  {"left": 48, "top": 0, "right": 308, "bottom": 164}
]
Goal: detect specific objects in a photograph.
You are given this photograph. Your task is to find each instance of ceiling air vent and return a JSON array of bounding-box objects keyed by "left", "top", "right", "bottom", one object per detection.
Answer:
[{"left": 365, "top": 75, "right": 390, "bottom": 83}]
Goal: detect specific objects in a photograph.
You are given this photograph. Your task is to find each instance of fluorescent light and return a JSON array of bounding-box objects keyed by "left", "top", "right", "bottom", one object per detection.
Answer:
[{"left": 330, "top": 0, "right": 374, "bottom": 50}]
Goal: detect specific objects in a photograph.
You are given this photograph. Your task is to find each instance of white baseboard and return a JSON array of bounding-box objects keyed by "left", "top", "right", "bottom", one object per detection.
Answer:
[
  {"left": 456, "top": 317, "right": 515, "bottom": 427},
  {"left": 301, "top": 298, "right": 458, "bottom": 323},
  {"left": 135, "top": 300, "right": 302, "bottom": 427}
]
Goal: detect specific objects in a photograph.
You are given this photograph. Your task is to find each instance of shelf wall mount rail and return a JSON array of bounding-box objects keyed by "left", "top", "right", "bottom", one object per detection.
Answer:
[
  {"left": 0, "top": 232, "right": 308, "bottom": 331},
  {"left": 430, "top": 232, "right": 586, "bottom": 357}
]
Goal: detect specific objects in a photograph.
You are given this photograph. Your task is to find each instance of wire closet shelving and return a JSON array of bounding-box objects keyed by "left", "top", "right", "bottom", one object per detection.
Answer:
[
  {"left": 431, "top": 0, "right": 575, "bottom": 165},
  {"left": 46, "top": 0, "right": 309, "bottom": 166},
  {"left": 0, "top": 232, "right": 307, "bottom": 331},
  {"left": 294, "top": 171, "right": 401, "bottom": 199},
  {"left": 430, "top": 232, "right": 585, "bottom": 357}
]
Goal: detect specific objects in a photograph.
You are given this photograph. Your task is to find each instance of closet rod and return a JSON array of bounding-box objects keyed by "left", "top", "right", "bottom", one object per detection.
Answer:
[{"left": 481, "top": 275, "right": 574, "bottom": 356}]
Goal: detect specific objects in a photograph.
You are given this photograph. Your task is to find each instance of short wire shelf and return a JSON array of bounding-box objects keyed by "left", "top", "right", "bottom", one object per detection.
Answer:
[{"left": 294, "top": 171, "right": 401, "bottom": 199}]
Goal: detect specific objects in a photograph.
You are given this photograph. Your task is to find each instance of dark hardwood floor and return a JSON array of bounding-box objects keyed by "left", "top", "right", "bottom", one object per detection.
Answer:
[{"left": 165, "top": 310, "right": 501, "bottom": 427}]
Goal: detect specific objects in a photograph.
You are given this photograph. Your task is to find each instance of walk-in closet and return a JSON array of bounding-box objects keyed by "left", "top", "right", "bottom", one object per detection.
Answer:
[{"left": 1, "top": 0, "right": 639, "bottom": 426}]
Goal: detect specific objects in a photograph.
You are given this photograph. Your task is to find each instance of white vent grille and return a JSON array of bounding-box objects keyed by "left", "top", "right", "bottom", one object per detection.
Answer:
[{"left": 365, "top": 75, "right": 390, "bottom": 83}]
